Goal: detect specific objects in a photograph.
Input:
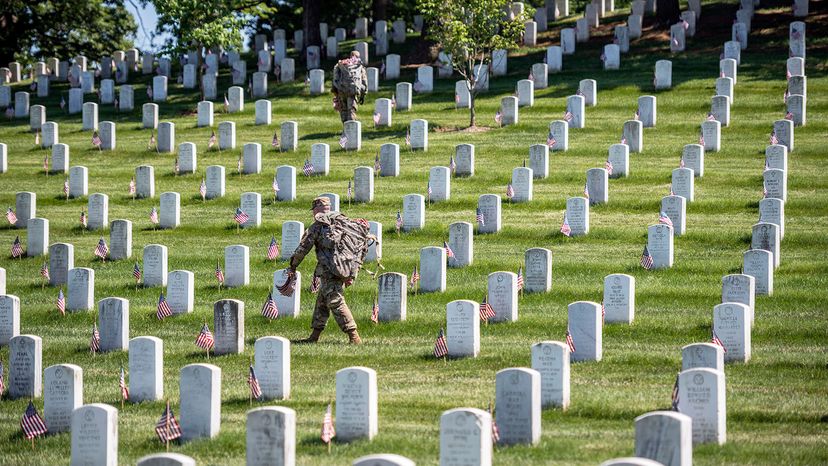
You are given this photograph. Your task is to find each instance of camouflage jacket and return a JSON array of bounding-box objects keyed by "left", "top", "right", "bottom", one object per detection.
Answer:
[{"left": 289, "top": 212, "right": 341, "bottom": 279}]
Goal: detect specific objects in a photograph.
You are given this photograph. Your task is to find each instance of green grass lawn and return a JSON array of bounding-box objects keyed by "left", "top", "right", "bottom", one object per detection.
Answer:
[{"left": 0, "top": 2, "right": 826, "bottom": 465}]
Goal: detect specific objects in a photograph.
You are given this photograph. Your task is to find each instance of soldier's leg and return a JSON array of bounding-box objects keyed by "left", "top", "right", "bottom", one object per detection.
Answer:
[
  {"left": 347, "top": 96, "right": 358, "bottom": 121},
  {"left": 324, "top": 280, "right": 357, "bottom": 332},
  {"left": 311, "top": 290, "right": 331, "bottom": 330}
]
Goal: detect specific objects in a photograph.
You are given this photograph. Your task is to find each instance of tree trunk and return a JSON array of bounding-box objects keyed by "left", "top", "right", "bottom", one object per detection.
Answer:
[
  {"left": 372, "top": 0, "right": 388, "bottom": 21},
  {"left": 656, "top": 0, "right": 681, "bottom": 27},
  {"left": 303, "top": 0, "right": 322, "bottom": 48},
  {"left": 469, "top": 91, "right": 476, "bottom": 128}
]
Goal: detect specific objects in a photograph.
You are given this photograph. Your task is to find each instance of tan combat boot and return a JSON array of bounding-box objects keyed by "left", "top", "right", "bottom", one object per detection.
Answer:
[
  {"left": 347, "top": 329, "right": 362, "bottom": 345},
  {"left": 299, "top": 328, "right": 323, "bottom": 344}
]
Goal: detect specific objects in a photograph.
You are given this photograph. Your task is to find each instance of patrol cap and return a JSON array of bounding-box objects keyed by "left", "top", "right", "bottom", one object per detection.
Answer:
[{"left": 311, "top": 196, "right": 331, "bottom": 210}]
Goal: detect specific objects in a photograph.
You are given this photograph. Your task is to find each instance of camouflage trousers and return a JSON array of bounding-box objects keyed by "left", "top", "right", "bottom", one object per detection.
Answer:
[
  {"left": 311, "top": 278, "right": 357, "bottom": 332},
  {"left": 339, "top": 95, "right": 358, "bottom": 122}
]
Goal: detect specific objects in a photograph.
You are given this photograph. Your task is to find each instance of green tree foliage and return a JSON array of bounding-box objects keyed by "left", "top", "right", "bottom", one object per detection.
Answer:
[
  {"left": 0, "top": 0, "right": 136, "bottom": 65},
  {"left": 149, "top": 0, "right": 255, "bottom": 55},
  {"left": 418, "top": 0, "right": 531, "bottom": 127}
]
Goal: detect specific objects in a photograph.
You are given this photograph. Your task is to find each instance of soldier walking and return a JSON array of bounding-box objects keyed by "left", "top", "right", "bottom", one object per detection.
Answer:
[{"left": 332, "top": 51, "right": 368, "bottom": 123}]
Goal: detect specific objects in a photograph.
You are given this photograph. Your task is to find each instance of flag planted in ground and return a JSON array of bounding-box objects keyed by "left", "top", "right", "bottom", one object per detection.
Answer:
[{"left": 433, "top": 328, "right": 448, "bottom": 358}]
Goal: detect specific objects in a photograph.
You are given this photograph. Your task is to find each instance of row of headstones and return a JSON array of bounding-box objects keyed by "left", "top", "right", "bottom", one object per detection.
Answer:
[{"left": 0, "top": 328, "right": 724, "bottom": 465}]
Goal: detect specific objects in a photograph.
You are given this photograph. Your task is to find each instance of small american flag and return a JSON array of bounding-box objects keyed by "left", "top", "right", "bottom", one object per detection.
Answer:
[
  {"left": 444, "top": 241, "right": 455, "bottom": 259},
  {"left": 128, "top": 177, "right": 136, "bottom": 195},
  {"left": 149, "top": 207, "right": 159, "bottom": 224},
  {"left": 215, "top": 262, "right": 225, "bottom": 284},
  {"left": 516, "top": 267, "right": 524, "bottom": 291},
  {"left": 634, "top": 108, "right": 640, "bottom": 121},
  {"left": 234, "top": 208, "right": 250, "bottom": 225},
  {"left": 494, "top": 110, "right": 502, "bottom": 125},
  {"left": 271, "top": 131, "right": 280, "bottom": 147},
  {"left": 261, "top": 292, "right": 279, "bottom": 319},
  {"left": 303, "top": 159, "right": 314, "bottom": 176},
  {"left": 560, "top": 213, "right": 572, "bottom": 237},
  {"left": 405, "top": 129, "right": 411, "bottom": 146},
  {"left": 80, "top": 210, "right": 87, "bottom": 228},
  {"left": 133, "top": 263, "right": 141, "bottom": 282},
  {"left": 605, "top": 160, "right": 614, "bottom": 175},
  {"left": 147, "top": 86, "right": 153, "bottom": 99},
  {"left": 174, "top": 157, "right": 179, "bottom": 175},
  {"left": 64, "top": 179, "right": 70, "bottom": 196},
  {"left": 671, "top": 372, "right": 680, "bottom": 411},
  {"left": 373, "top": 112, "right": 380, "bottom": 126},
  {"left": 374, "top": 154, "right": 382, "bottom": 174},
  {"left": 783, "top": 89, "right": 790, "bottom": 103},
  {"left": 784, "top": 111, "right": 793, "bottom": 121},
  {"left": 480, "top": 297, "right": 496, "bottom": 321},
  {"left": 565, "top": 328, "right": 576, "bottom": 352},
  {"left": 248, "top": 365, "right": 262, "bottom": 400},
  {"left": 6, "top": 207, "right": 17, "bottom": 224},
  {"left": 583, "top": 182, "right": 590, "bottom": 199},
  {"left": 56, "top": 289, "right": 66, "bottom": 315},
  {"left": 272, "top": 177, "right": 280, "bottom": 194},
  {"left": 711, "top": 329, "right": 727, "bottom": 352},
  {"left": 699, "top": 131, "right": 705, "bottom": 146},
  {"left": 208, "top": 131, "right": 217, "bottom": 148},
  {"left": 786, "top": 69, "right": 792, "bottom": 80},
  {"left": 371, "top": 298, "right": 379, "bottom": 323},
  {"left": 505, "top": 183, "right": 514, "bottom": 199},
  {"left": 621, "top": 136, "right": 627, "bottom": 145},
  {"left": 455, "top": 93, "right": 460, "bottom": 104},
  {"left": 576, "top": 88, "right": 585, "bottom": 97},
  {"left": 60, "top": 96, "right": 66, "bottom": 109},
  {"left": 157, "top": 292, "right": 172, "bottom": 320},
  {"left": 659, "top": 211, "right": 674, "bottom": 227},
  {"left": 391, "top": 95, "right": 396, "bottom": 108},
  {"left": 36, "top": 131, "right": 41, "bottom": 147},
  {"left": 672, "top": 36, "right": 679, "bottom": 46},
  {"left": 641, "top": 245, "right": 654, "bottom": 270},
  {"left": 563, "top": 110, "right": 573, "bottom": 122},
  {"left": 119, "top": 366, "right": 129, "bottom": 400},
  {"left": 449, "top": 156, "right": 457, "bottom": 173},
  {"left": 395, "top": 211, "right": 403, "bottom": 232},
  {"left": 92, "top": 131, "right": 102, "bottom": 147},
  {"left": 489, "top": 403, "right": 500, "bottom": 444},
  {"left": 600, "top": 53, "right": 606, "bottom": 62},
  {"left": 223, "top": 94, "right": 230, "bottom": 112},
  {"left": 410, "top": 266, "right": 420, "bottom": 289},
  {"left": 601, "top": 301, "right": 605, "bottom": 324},
  {"left": 90, "top": 324, "right": 101, "bottom": 353},
  {"left": 682, "top": 19, "right": 689, "bottom": 30},
  {"left": 199, "top": 179, "right": 207, "bottom": 200},
  {"left": 0, "top": 361, "right": 4, "bottom": 396},
  {"left": 321, "top": 403, "right": 336, "bottom": 444},
  {"left": 347, "top": 180, "right": 353, "bottom": 199},
  {"left": 433, "top": 328, "right": 448, "bottom": 358},
  {"left": 427, "top": 182, "right": 432, "bottom": 200},
  {"left": 21, "top": 401, "right": 48, "bottom": 440},
  {"left": 155, "top": 401, "right": 182, "bottom": 443},
  {"left": 11, "top": 236, "right": 23, "bottom": 258},
  {"left": 94, "top": 237, "right": 109, "bottom": 259},
  {"left": 195, "top": 323, "right": 215, "bottom": 350},
  {"left": 680, "top": 157, "right": 685, "bottom": 169},
  {"left": 339, "top": 133, "right": 348, "bottom": 148},
  {"left": 237, "top": 156, "right": 242, "bottom": 173},
  {"left": 40, "top": 262, "right": 50, "bottom": 280},
  {"left": 413, "top": 80, "right": 423, "bottom": 92},
  {"left": 547, "top": 132, "right": 556, "bottom": 148},
  {"left": 310, "top": 274, "right": 321, "bottom": 293},
  {"left": 267, "top": 237, "right": 280, "bottom": 260},
  {"left": 763, "top": 180, "right": 768, "bottom": 198},
  {"left": 769, "top": 130, "right": 779, "bottom": 145},
  {"left": 706, "top": 113, "right": 716, "bottom": 121},
  {"left": 476, "top": 208, "right": 485, "bottom": 226}
]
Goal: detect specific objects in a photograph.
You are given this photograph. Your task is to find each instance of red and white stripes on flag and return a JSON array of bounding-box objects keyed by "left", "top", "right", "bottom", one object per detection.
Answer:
[
  {"left": 6, "top": 207, "right": 18, "bottom": 224},
  {"left": 321, "top": 403, "right": 336, "bottom": 444},
  {"left": 149, "top": 207, "right": 159, "bottom": 224},
  {"left": 659, "top": 211, "right": 674, "bottom": 227},
  {"left": 711, "top": 329, "right": 727, "bottom": 352},
  {"left": 0, "top": 361, "right": 5, "bottom": 396},
  {"left": 233, "top": 208, "right": 250, "bottom": 225},
  {"left": 433, "top": 328, "right": 449, "bottom": 358},
  {"left": 248, "top": 365, "right": 262, "bottom": 400},
  {"left": 11, "top": 236, "right": 23, "bottom": 258},
  {"left": 94, "top": 237, "right": 109, "bottom": 259},
  {"left": 565, "top": 328, "right": 576, "bottom": 353},
  {"left": 479, "top": 297, "right": 496, "bottom": 321},
  {"left": 560, "top": 213, "right": 572, "bottom": 237},
  {"left": 267, "top": 237, "right": 280, "bottom": 260},
  {"left": 303, "top": 159, "right": 315, "bottom": 176},
  {"left": 443, "top": 241, "right": 455, "bottom": 259},
  {"left": 92, "top": 131, "right": 102, "bottom": 147},
  {"left": 395, "top": 211, "right": 403, "bottom": 232},
  {"left": 90, "top": 324, "right": 101, "bottom": 353},
  {"left": 119, "top": 366, "right": 129, "bottom": 401},
  {"left": 21, "top": 401, "right": 48, "bottom": 440},
  {"left": 516, "top": 267, "right": 524, "bottom": 291},
  {"left": 371, "top": 298, "right": 379, "bottom": 323},
  {"left": 56, "top": 289, "right": 66, "bottom": 315},
  {"left": 155, "top": 401, "right": 182, "bottom": 443},
  {"left": 199, "top": 179, "right": 207, "bottom": 199},
  {"left": 605, "top": 159, "right": 614, "bottom": 175},
  {"left": 157, "top": 292, "right": 173, "bottom": 320},
  {"left": 261, "top": 292, "right": 279, "bottom": 319},
  {"left": 547, "top": 131, "right": 556, "bottom": 148},
  {"left": 215, "top": 262, "right": 225, "bottom": 285},
  {"left": 40, "top": 262, "right": 50, "bottom": 281},
  {"left": 128, "top": 178, "right": 136, "bottom": 195},
  {"left": 489, "top": 403, "right": 500, "bottom": 443},
  {"left": 195, "top": 323, "right": 215, "bottom": 350},
  {"left": 641, "top": 245, "right": 654, "bottom": 270},
  {"left": 476, "top": 208, "right": 485, "bottom": 226},
  {"left": 506, "top": 183, "right": 515, "bottom": 199}
]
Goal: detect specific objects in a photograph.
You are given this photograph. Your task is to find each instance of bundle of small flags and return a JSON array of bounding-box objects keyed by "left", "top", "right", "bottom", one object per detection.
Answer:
[
  {"left": 261, "top": 292, "right": 279, "bottom": 319},
  {"left": 433, "top": 328, "right": 449, "bottom": 358}
]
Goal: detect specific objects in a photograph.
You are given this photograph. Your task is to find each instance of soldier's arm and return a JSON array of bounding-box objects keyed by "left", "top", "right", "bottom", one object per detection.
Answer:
[{"left": 289, "top": 224, "right": 319, "bottom": 269}]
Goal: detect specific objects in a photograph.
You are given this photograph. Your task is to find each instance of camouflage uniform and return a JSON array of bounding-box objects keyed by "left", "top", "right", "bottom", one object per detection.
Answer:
[
  {"left": 332, "top": 53, "right": 367, "bottom": 123},
  {"left": 289, "top": 208, "right": 357, "bottom": 333}
]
